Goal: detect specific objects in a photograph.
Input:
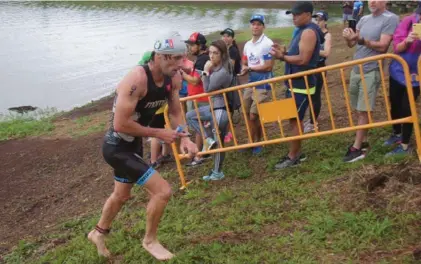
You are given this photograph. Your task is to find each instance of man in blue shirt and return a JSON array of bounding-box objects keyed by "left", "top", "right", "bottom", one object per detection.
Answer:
[{"left": 352, "top": 0, "right": 364, "bottom": 23}]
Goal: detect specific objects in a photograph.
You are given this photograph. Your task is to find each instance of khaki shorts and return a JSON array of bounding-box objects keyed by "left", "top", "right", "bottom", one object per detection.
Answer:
[
  {"left": 349, "top": 69, "right": 380, "bottom": 112},
  {"left": 243, "top": 88, "right": 271, "bottom": 115}
]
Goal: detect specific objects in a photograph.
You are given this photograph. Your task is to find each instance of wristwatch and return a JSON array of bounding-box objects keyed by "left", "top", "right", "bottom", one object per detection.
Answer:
[
  {"left": 357, "top": 37, "right": 365, "bottom": 45},
  {"left": 247, "top": 67, "right": 252, "bottom": 72}
]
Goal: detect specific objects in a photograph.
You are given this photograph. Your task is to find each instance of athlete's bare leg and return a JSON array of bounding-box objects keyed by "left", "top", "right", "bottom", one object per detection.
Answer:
[
  {"left": 142, "top": 171, "right": 174, "bottom": 260},
  {"left": 88, "top": 181, "right": 133, "bottom": 257}
]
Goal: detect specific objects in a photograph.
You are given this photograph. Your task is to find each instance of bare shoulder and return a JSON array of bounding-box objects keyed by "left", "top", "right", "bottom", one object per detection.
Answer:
[{"left": 116, "top": 66, "right": 148, "bottom": 99}]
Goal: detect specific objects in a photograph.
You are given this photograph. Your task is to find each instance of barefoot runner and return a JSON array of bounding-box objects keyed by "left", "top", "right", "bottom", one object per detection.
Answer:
[{"left": 88, "top": 32, "right": 198, "bottom": 261}]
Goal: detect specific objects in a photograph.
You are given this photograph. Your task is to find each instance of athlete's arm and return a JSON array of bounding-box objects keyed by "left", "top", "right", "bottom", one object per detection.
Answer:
[
  {"left": 113, "top": 68, "right": 178, "bottom": 143},
  {"left": 168, "top": 72, "right": 198, "bottom": 155},
  {"left": 283, "top": 29, "right": 317, "bottom": 65}
]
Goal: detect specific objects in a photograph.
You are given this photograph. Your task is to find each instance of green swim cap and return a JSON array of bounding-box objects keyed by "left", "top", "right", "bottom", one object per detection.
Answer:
[{"left": 138, "top": 51, "right": 153, "bottom": 65}]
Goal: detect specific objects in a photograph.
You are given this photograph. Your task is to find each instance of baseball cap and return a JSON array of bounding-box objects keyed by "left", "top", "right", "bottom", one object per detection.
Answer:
[
  {"left": 138, "top": 51, "right": 153, "bottom": 65},
  {"left": 185, "top": 32, "right": 207, "bottom": 45},
  {"left": 220, "top": 28, "right": 235, "bottom": 37},
  {"left": 286, "top": 1, "right": 314, "bottom": 15},
  {"left": 312, "top": 11, "right": 328, "bottom": 21},
  {"left": 153, "top": 32, "right": 187, "bottom": 55},
  {"left": 250, "top": 14, "right": 265, "bottom": 25}
]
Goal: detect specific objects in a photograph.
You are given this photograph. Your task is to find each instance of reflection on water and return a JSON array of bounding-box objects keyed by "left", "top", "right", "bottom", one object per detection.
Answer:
[{"left": 0, "top": 1, "right": 342, "bottom": 114}]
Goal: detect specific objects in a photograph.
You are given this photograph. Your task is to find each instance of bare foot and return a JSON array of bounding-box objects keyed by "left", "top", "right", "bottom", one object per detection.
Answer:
[
  {"left": 88, "top": 230, "right": 111, "bottom": 258},
  {"left": 142, "top": 240, "right": 174, "bottom": 261}
]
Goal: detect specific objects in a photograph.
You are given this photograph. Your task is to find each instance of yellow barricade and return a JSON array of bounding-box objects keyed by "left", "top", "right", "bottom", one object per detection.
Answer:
[{"left": 165, "top": 54, "right": 421, "bottom": 189}]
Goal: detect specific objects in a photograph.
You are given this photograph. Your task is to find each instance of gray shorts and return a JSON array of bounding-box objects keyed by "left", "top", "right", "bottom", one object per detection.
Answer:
[
  {"left": 343, "top": 14, "right": 352, "bottom": 21},
  {"left": 349, "top": 69, "right": 381, "bottom": 112}
]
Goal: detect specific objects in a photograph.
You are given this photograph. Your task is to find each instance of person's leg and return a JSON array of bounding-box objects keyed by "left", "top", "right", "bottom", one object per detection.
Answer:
[
  {"left": 88, "top": 181, "right": 133, "bottom": 257},
  {"left": 142, "top": 171, "right": 174, "bottom": 260},
  {"left": 186, "top": 106, "right": 213, "bottom": 163},
  {"left": 400, "top": 85, "right": 420, "bottom": 146},
  {"left": 384, "top": 76, "right": 404, "bottom": 146},
  {"left": 275, "top": 92, "right": 307, "bottom": 169},
  {"left": 150, "top": 138, "right": 162, "bottom": 165},
  {"left": 204, "top": 109, "right": 229, "bottom": 181},
  {"left": 310, "top": 72, "right": 323, "bottom": 124},
  {"left": 242, "top": 88, "right": 254, "bottom": 150}
]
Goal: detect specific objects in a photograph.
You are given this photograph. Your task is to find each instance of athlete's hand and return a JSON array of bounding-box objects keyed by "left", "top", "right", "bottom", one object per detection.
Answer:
[
  {"left": 155, "top": 129, "right": 179, "bottom": 144},
  {"left": 179, "top": 137, "right": 198, "bottom": 158}
]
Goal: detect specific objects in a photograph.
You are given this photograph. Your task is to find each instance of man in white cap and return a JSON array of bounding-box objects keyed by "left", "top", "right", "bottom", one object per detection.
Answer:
[{"left": 88, "top": 32, "right": 198, "bottom": 261}]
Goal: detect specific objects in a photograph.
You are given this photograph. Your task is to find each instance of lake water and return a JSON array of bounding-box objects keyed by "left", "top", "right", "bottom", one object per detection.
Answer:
[{"left": 0, "top": 1, "right": 342, "bottom": 114}]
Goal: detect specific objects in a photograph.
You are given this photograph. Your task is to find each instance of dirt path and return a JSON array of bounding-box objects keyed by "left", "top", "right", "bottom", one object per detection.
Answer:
[{"left": 0, "top": 24, "right": 411, "bottom": 256}]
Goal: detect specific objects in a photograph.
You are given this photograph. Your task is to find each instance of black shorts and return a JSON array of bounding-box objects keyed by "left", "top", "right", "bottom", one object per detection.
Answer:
[
  {"left": 149, "top": 113, "right": 165, "bottom": 129},
  {"left": 102, "top": 138, "right": 155, "bottom": 185}
]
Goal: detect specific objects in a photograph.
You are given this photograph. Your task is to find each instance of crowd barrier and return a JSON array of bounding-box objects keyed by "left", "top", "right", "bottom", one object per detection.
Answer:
[{"left": 164, "top": 54, "right": 421, "bottom": 189}]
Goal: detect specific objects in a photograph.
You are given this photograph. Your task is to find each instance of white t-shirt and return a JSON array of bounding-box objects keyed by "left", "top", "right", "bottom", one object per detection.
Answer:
[{"left": 243, "top": 34, "right": 274, "bottom": 90}]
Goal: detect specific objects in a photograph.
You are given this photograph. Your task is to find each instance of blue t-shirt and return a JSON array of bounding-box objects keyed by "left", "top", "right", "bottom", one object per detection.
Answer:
[{"left": 353, "top": 1, "right": 363, "bottom": 18}]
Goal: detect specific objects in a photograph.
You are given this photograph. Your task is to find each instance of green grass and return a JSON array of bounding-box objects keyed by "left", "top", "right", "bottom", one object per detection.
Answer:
[
  {"left": 206, "top": 26, "right": 295, "bottom": 44},
  {"left": 0, "top": 117, "right": 55, "bottom": 141},
  {"left": 5, "top": 127, "right": 421, "bottom": 264},
  {"left": 67, "top": 116, "right": 107, "bottom": 138}
]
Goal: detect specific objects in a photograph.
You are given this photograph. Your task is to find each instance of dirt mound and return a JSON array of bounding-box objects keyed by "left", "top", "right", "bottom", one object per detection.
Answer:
[
  {"left": 0, "top": 134, "right": 114, "bottom": 256},
  {"left": 324, "top": 161, "right": 421, "bottom": 214}
]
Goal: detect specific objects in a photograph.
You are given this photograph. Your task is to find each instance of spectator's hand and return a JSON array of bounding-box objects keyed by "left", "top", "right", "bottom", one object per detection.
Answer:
[
  {"left": 406, "top": 31, "right": 419, "bottom": 44},
  {"left": 343, "top": 28, "right": 357, "bottom": 41},
  {"left": 204, "top": 60, "right": 213, "bottom": 74},
  {"left": 179, "top": 137, "right": 198, "bottom": 158},
  {"left": 270, "top": 43, "right": 286, "bottom": 60},
  {"left": 238, "top": 65, "right": 249, "bottom": 76}
]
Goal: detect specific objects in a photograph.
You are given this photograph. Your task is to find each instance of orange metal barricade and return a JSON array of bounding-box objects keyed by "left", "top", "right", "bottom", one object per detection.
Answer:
[{"left": 164, "top": 54, "right": 421, "bottom": 189}]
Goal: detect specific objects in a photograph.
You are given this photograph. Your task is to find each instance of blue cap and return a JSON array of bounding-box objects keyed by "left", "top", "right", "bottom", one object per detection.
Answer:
[
  {"left": 312, "top": 11, "right": 328, "bottom": 21},
  {"left": 250, "top": 14, "right": 265, "bottom": 25}
]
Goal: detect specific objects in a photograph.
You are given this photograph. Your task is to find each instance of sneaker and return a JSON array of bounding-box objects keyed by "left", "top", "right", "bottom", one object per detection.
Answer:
[
  {"left": 383, "top": 134, "right": 402, "bottom": 146},
  {"left": 252, "top": 146, "right": 263, "bottom": 155},
  {"left": 186, "top": 157, "right": 204, "bottom": 167},
  {"left": 343, "top": 146, "right": 365, "bottom": 163},
  {"left": 385, "top": 144, "right": 411, "bottom": 157},
  {"left": 303, "top": 120, "right": 315, "bottom": 134},
  {"left": 203, "top": 170, "right": 225, "bottom": 181},
  {"left": 205, "top": 137, "right": 217, "bottom": 151},
  {"left": 274, "top": 155, "right": 300, "bottom": 170}
]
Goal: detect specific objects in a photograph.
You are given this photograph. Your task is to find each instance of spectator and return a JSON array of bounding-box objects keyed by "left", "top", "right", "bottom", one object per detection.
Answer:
[
  {"left": 343, "top": 1, "right": 354, "bottom": 27},
  {"left": 238, "top": 14, "right": 275, "bottom": 155},
  {"left": 270, "top": 1, "right": 322, "bottom": 169},
  {"left": 220, "top": 28, "right": 241, "bottom": 143},
  {"left": 352, "top": 0, "right": 364, "bottom": 23},
  {"left": 220, "top": 28, "right": 242, "bottom": 78},
  {"left": 384, "top": 3, "right": 421, "bottom": 156},
  {"left": 342, "top": 0, "right": 399, "bottom": 162},
  {"left": 186, "top": 40, "right": 234, "bottom": 181},
  {"left": 182, "top": 32, "right": 210, "bottom": 166},
  {"left": 303, "top": 10, "right": 332, "bottom": 133}
]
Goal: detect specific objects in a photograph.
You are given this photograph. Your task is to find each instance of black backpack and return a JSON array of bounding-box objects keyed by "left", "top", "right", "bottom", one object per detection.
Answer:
[{"left": 226, "top": 76, "right": 241, "bottom": 113}]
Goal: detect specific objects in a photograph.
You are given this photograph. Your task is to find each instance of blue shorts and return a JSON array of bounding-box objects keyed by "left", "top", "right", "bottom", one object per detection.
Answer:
[{"left": 285, "top": 90, "right": 309, "bottom": 121}]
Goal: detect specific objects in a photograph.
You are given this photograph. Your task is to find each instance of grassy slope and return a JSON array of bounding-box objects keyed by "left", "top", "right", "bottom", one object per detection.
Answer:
[{"left": 4, "top": 26, "right": 421, "bottom": 263}]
